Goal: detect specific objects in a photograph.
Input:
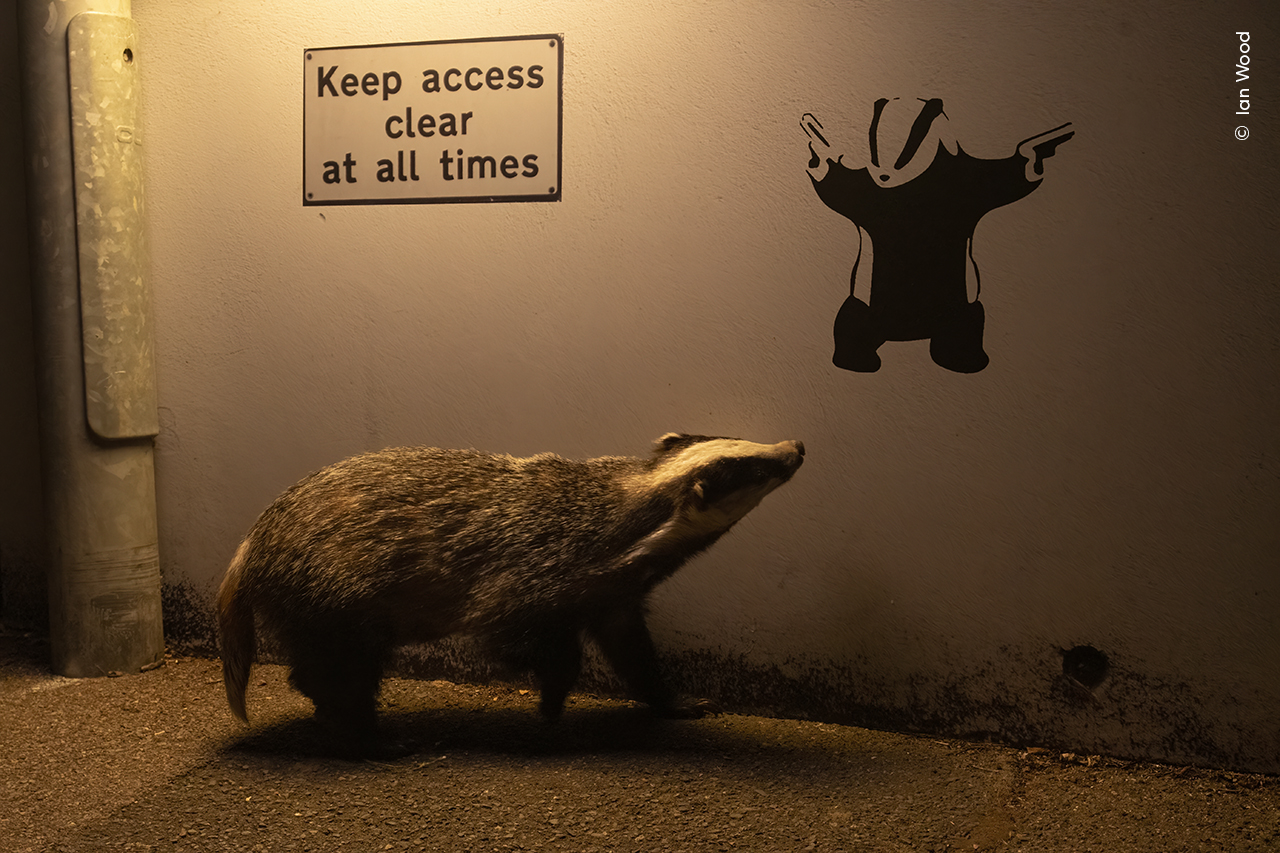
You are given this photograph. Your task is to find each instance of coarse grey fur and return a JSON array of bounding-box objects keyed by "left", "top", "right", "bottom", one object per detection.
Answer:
[{"left": 218, "top": 433, "right": 804, "bottom": 753}]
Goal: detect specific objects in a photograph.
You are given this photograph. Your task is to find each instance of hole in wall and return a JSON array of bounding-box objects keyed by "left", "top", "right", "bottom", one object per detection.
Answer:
[
  {"left": 123, "top": 48, "right": 133, "bottom": 63},
  {"left": 1061, "top": 645, "right": 1110, "bottom": 689}
]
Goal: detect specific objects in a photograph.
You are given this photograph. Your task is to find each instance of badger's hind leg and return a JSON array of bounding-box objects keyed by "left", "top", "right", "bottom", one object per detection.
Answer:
[
  {"left": 587, "top": 604, "right": 715, "bottom": 719},
  {"left": 281, "top": 619, "right": 394, "bottom": 753}
]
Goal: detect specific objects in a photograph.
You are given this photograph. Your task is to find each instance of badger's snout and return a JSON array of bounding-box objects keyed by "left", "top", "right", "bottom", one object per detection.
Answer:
[{"left": 775, "top": 439, "right": 805, "bottom": 473}]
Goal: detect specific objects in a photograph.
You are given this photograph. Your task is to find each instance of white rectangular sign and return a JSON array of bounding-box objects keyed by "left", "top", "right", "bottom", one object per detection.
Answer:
[{"left": 303, "top": 34, "right": 562, "bottom": 205}]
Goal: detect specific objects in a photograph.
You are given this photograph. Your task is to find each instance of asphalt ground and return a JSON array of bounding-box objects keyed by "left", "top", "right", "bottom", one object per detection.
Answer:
[{"left": 2, "top": 631, "right": 1276, "bottom": 853}]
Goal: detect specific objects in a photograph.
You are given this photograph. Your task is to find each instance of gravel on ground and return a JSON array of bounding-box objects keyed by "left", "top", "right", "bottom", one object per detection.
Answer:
[{"left": 2, "top": 629, "right": 1276, "bottom": 853}]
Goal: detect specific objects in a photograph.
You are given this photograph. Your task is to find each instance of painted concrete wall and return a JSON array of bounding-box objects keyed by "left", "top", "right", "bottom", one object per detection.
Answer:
[{"left": 6, "top": 0, "right": 1276, "bottom": 771}]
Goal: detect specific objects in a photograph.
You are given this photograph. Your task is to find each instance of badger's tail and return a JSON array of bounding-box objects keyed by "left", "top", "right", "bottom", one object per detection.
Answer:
[{"left": 217, "top": 540, "right": 255, "bottom": 724}]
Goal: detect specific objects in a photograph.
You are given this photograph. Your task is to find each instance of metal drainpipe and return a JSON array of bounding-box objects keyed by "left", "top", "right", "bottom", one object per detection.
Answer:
[{"left": 18, "top": 0, "right": 164, "bottom": 676}]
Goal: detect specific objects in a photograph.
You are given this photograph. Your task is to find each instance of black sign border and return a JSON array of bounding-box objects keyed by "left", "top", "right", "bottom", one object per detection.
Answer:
[{"left": 302, "top": 33, "right": 564, "bottom": 207}]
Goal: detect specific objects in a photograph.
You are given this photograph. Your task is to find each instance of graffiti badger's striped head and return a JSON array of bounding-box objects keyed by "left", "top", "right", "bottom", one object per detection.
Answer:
[{"left": 869, "top": 97, "right": 958, "bottom": 187}]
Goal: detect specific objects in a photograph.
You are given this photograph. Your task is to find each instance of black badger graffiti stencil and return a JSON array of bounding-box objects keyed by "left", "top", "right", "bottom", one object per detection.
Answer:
[{"left": 803, "top": 98, "right": 1073, "bottom": 373}]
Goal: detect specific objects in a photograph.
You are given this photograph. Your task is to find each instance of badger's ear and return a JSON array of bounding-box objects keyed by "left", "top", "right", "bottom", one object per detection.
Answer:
[{"left": 654, "top": 433, "right": 690, "bottom": 453}]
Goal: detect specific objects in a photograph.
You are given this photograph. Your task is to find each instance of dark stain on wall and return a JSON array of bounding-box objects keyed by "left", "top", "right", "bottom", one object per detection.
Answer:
[
  {"left": 160, "top": 580, "right": 219, "bottom": 658},
  {"left": 657, "top": 647, "right": 1274, "bottom": 775},
  {"left": 384, "top": 633, "right": 1275, "bottom": 774},
  {"left": 162, "top": 587, "right": 1275, "bottom": 774}
]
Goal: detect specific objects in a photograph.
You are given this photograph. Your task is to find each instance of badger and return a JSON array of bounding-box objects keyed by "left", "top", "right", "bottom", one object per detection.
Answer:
[{"left": 218, "top": 433, "right": 804, "bottom": 753}]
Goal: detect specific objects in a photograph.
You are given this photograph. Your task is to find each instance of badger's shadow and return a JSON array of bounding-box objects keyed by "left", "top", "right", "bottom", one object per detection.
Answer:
[{"left": 221, "top": 702, "right": 700, "bottom": 761}]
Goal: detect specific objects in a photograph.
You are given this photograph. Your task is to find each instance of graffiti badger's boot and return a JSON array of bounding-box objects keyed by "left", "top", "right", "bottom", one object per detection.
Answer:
[
  {"left": 832, "top": 295, "right": 884, "bottom": 372},
  {"left": 929, "top": 299, "right": 989, "bottom": 373}
]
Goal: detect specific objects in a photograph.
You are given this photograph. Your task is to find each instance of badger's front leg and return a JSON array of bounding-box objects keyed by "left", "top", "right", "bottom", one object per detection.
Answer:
[
  {"left": 526, "top": 626, "right": 584, "bottom": 722},
  {"left": 587, "top": 604, "right": 715, "bottom": 719}
]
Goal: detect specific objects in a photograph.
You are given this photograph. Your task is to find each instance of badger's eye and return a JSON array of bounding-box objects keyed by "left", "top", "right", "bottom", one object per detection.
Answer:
[{"left": 701, "top": 461, "right": 765, "bottom": 497}]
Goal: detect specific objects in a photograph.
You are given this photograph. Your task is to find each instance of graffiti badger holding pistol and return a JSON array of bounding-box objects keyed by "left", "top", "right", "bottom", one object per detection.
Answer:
[{"left": 218, "top": 433, "right": 804, "bottom": 752}]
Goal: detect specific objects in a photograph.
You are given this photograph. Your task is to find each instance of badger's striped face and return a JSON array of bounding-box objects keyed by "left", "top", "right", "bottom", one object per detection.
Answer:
[
  {"left": 651, "top": 434, "right": 805, "bottom": 537},
  {"left": 620, "top": 435, "right": 804, "bottom": 567}
]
